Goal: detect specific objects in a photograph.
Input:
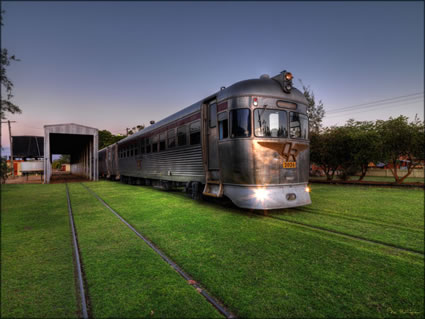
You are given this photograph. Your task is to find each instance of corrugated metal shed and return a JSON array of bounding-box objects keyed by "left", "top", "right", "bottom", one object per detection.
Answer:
[{"left": 44, "top": 123, "right": 98, "bottom": 183}]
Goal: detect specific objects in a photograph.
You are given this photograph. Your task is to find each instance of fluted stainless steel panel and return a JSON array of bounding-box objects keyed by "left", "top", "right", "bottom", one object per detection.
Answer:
[{"left": 119, "top": 145, "right": 204, "bottom": 182}]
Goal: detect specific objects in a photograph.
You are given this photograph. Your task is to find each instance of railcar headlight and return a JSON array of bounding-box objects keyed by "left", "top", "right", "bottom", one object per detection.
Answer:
[
  {"left": 254, "top": 188, "right": 268, "bottom": 202},
  {"left": 282, "top": 70, "right": 293, "bottom": 94},
  {"left": 253, "top": 97, "right": 258, "bottom": 106},
  {"left": 284, "top": 72, "right": 293, "bottom": 81},
  {"left": 305, "top": 186, "right": 311, "bottom": 193}
]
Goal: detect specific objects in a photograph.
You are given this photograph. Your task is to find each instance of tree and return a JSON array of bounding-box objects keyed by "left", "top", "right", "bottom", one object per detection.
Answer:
[
  {"left": 330, "top": 126, "right": 358, "bottom": 181},
  {"left": 310, "top": 129, "right": 340, "bottom": 181},
  {"left": 1, "top": 10, "right": 21, "bottom": 180},
  {"left": 344, "top": 119, "right": 380, "bottom": 181},
  {"left": 127, "top": 124, "right": 145, "bottom": 136},
  {"left": 299, "top": 80, "right": 325, "bottom": 133},
  {"left": 376, "top": 115, "right": 425, "bottom": 183},
  {"left": 52, "top": 154, "right": 70, "bottom": 170},
  {"left": 0, "top": 156, "right": 12, "bottom": 183},
  {"left": 98, "top": 129, "right": 125, "bottom": 149},
  {"left": 1, "top": 10, "right": 21, "bottom": 120}
]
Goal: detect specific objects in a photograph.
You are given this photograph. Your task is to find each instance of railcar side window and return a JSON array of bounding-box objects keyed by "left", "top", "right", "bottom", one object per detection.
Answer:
[
  {"left": 135, "top": 143, "right": 138, "bottom": 156},
  {"left": 289, "top": 112, "right": 308, "bottom": 139},
  {"left": 140, "top": 138, "right": 145, "bottom": 154},
  {"left": 218, "top": 112, "right": 228, "bottom": 140},
  {"left": 159, "top": 133, "right": 166, "bottom": 151},
  {"left": 146, "top": 137, "right": 151, "bottom": 153},
  {"left": 189, "top": 121, "right": 201, "bottom": 145},
  {"left": 254, "top": 109, "right": 288, "bottom": 138},
  {"left": 152, "top": 135, "right": 158, "bottom": 152},
  {"left": 230, "top": 109, "right": 251, "bottom": 138},
  {"left": 168, "top": 129, "right": 176, "bottom": 148},
  {"left": 177, "top": 126, "right": 187, "bottom": 146}
]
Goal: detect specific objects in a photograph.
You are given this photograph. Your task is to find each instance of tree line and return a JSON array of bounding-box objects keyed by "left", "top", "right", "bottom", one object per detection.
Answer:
[{"left": 310, "top": 116, "right": 424, "bottom": 183}]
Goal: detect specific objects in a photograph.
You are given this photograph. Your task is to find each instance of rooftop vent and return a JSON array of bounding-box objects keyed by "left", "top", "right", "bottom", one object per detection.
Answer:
[{"left": 260, "top": 74, "right": 270, "bottom": 79}]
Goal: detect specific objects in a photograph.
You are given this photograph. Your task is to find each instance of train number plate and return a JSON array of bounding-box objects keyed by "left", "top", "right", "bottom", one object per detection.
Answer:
[{"left": 283, "top": 162, "right": 296, "bottom": 168}]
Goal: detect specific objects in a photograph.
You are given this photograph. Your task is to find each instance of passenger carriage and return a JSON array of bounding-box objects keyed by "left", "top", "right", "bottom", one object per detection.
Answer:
[{"left": 99, "top": 71, "right": 311, "bottom": 209}]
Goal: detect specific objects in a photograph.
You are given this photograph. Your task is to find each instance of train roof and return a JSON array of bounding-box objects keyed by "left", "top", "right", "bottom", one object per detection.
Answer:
[
  {"left": 117, "top": 76, "right": 308, "bottom": 145},
  {"left": 216, "top": 78, "right": 306, "bottom": 102}
]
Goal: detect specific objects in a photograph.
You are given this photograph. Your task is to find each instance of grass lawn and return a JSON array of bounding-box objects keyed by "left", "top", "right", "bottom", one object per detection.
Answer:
[
  {"left": 1, "top": 184, "right": 78, "bottom": 318},
  {"left": 360, "top": 176, "right": 424, "bottom": 183},
  {"left": 271, "top": 184, "right": 424, "bottom": 253},
  {"left": 67, "top": 183, "right": 219, "bottom": 318},
  {"left": 86, "top": 181, "right": 424, "bottom": 318},
  {"left": 310, "top": 175, "right": 424, "bottom": 183}
]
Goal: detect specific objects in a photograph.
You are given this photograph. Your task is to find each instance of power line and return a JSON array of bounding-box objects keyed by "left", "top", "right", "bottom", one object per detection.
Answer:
[
  {"left": 325, "top": 101, "right": 415, "bottom": 117},
  {"left": 326, "top": 92, "right": 424, "bottom": 114},
  {"left": 326, "top": 96, "right": 424, "bottom": 116},
  {"left": 327, "top": 96, "right": 423, "bottom": 115}
]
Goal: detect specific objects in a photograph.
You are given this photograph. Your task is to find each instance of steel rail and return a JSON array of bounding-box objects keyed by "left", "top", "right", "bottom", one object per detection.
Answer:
[
  {"left": 66, "top": 184, "right": 89, "bottom": 319},
  {"left": 294, "top": 206, "right": 424, "bottom": 233},
  {"left": 262, "top": 213, "right": 424, "bottom": 257},
  {"left": 201, "top": 195, "right": 424, "bottom": 257},
  {"left": 80, "top": 183, "right": 235, "bottom": 319}
]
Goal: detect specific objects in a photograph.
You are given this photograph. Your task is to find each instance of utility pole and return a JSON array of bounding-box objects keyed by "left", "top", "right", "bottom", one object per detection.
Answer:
[{"left": 1, "top": 120, "right": 16, "bottom": 177}]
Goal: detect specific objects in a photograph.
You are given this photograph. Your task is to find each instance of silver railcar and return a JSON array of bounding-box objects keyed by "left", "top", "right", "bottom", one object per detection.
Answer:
[
  {"left": 98, "top": 144, "right": 119, "bottom": 180},
  {"left": 100, "top": 71, "right": 311, "bottom": 209}
]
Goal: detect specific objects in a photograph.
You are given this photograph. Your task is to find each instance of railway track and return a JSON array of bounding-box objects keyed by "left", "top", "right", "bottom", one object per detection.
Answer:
[
  {"left": 65, "top": 184, "right": 89, "bottom": 319},
  {"left": 200, "top": 193, "right": 424, "bottom": 257},
  {"left": 67, "top": 182, "right": 422, "bottom": 317},
  {"left": 79, "top": 183, "right": 235, "bottom": 319},
  {"left": 259, "top": 210, "right": 424, "bottom": 257},
  {"left": 292, "top": 206, "right": 424, "bottom": 234}
]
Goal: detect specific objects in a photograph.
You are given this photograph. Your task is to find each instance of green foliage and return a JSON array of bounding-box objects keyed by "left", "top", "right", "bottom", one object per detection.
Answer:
[
  {"left": 127, "top": 124, "right": 145, "bottom": 136},
  {"left": 52, "top": 154, "right": 70, "bottom": 169},
  {"left": 329, "top": 120, "right": 381, "bottom": 181},
  {"left": 98, "top": 129, "right": 125, "bottom": 149},
  {"left": 0, "top": 156, "right": 12, "bottom": 183},
  {"left": 376, "top": 115, "right": 425, "bottom": 183},
  {"left": 299, "top": 80, "right": 325, "bottom": 133},
  {"left": 310, "top": 116, "right": 423, "bottom": 182},
  {"left": 344, "top": 120, "right": 381, "bottom": 180},
  {"left": 310, "top": 129, "right": 340, "bottom": 180},
  {"left": 0, "top": 10, "right": 21, "bottom": 120}
]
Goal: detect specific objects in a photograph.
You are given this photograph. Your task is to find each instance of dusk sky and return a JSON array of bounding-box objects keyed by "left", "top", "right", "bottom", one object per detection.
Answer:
[{"left": 1, "top": 1, "right": 423, "bottom": 150}]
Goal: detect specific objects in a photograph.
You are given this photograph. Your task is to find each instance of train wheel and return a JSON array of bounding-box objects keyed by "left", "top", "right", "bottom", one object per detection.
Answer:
[{"left": 191, "top": 182, "right": 202, "bottom": 200}]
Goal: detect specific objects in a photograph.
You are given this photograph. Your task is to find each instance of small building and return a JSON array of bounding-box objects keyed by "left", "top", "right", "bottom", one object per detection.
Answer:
[{"left": 44, "top": 123, "right": 98, "bottom": 183}]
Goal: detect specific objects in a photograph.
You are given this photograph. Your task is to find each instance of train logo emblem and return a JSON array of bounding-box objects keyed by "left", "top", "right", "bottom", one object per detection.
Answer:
[{"left": 257, "top": 141, "right": 308, "bottom": 162}]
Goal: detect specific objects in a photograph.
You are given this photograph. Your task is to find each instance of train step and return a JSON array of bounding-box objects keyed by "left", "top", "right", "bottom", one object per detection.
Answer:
[{"left": 203, "top": 181, "right": 223, "bottom": 198}]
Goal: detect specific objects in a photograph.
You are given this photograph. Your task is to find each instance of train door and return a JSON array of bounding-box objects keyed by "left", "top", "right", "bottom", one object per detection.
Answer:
[
  {"left": 207, "top": 100, "right": 219, "bottom": 170},
  {"left": 106, "top": 147, "right": 110, "bottom": 177},
  {"left": 201, "top": 99, "right": 223, "bottom": 197}
]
